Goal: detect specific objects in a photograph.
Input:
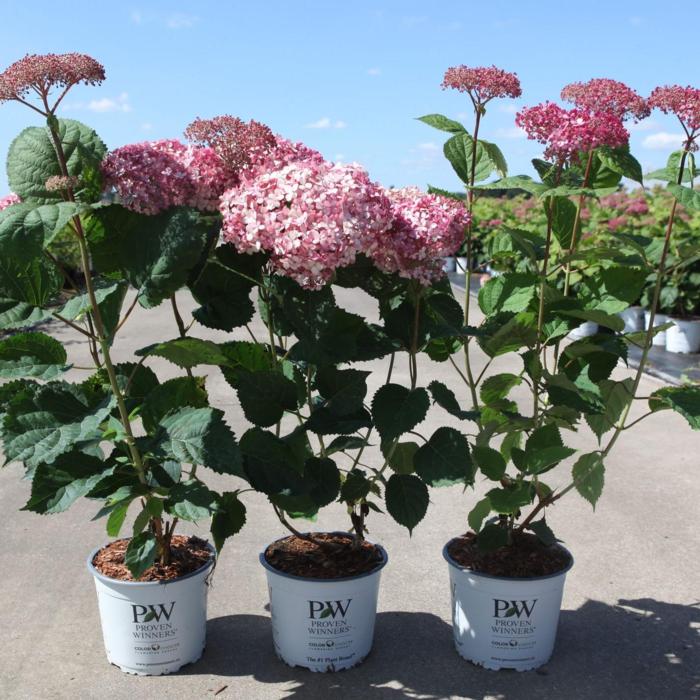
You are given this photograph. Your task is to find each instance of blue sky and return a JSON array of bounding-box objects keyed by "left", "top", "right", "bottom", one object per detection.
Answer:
[{"left": 0, "top": 1, "right": 697, "bottom": 194}]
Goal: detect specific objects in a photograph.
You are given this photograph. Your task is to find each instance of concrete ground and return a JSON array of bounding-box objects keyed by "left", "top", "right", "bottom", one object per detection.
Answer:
[{"left": 1, "top": 285, "right": 698, "bottom": 700}]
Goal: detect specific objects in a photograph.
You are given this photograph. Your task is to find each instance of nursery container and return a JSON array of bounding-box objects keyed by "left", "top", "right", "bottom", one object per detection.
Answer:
[
  {"left": 645, "top": 311, "right": 669, "bottom": 347},
  {"left": 618, "top": 306, "right": 643, "bottom": 333},
  {"left": 666, "top": 317, "right": 700, "bottom": 354},
  {"left": 443, "top": 256, "right": 457, "bottom": 273},
  {"left": 455, "top": 257, "right": 469, "bottom": 273},
  {"left": 260, "top": 536, "right": 388, "bottom": 672},
  {"left": 444, "top": 540, "right": 573, "bottom": 672},
  {"left": 88, "top": 543, "right": 215, "bottom": 675},
  {"left": 567, "top": 321, "right": 598, "bottom": 341}
]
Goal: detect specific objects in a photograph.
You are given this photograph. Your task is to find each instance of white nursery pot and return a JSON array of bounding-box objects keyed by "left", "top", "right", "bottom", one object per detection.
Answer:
[
  {"left": 455, "top": 257, "right": 469, "bottom": 273},
  {"left": 666, "top": 317, "right": 700, "bottom": 354},
  {"left": 88, "top": 543, "right": 215, "bottom": 675},
  {"left": 444, "top": 541, "right": 573, "bottom": 672},
  {"left": 260, "top": 536, "right": 388, "bottom": 672},
  {"left": 618, "top": 306, "right": 643, "bottom": 333},
  {"left": 443, "top": 256, "right": 456, "bottom": 273},
  {"left": 567, "top": 321, "right": 598, "bottom": 341},
  {"left": 645, "top": 311, "right": 668, "bottom": 347}
]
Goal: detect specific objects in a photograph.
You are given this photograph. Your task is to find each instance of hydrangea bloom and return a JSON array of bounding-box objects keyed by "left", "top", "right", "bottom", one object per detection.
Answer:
[
  {"left": 561, "top": 79, "right": 649, "bottom": 122},
  {"left": 625, "top": 197, "right": 649, "bottom": 216},
  {"left": 442, "top": 65, "right": 521, "bottom": 104},
  {"left": 607, "top": 216, "right": 628, "bottom": 232},
  {"left": 0, "top": 193, "right": 21, "bottom": 211},
  {"left": 219, "top": 161, "right": 391, "bottom": 289},
  {"left": 185, "top": 115, "right": 323, "bottom": 183},
  {"left": 0, "top": 53, "right": 105, "bottom": 108},
  {"left": 102, "top": 139, "right": 231, "bottom": 214},
  {"left": 365, "top": 187, "right": 470, "bottom": 285},
  {"left": 516, "top": 102, "right": 628, "bottom": 162},
  {"left": 648, "top": 85, "right": 700, "bottom": 134},
  {"left": 45, "top": 175, "right": 79, "bottom": 192}
]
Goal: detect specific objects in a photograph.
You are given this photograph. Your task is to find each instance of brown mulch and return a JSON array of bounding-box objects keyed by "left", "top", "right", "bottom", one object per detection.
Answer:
[
  {"left": 447, "top": 531, "right": 571, "bottom": 578},
  {"left": 264, "top": 533, "right": 384, "bottom": 579},
  {"left": 92, "top": 535, "right": 213, "bottom": 582}
]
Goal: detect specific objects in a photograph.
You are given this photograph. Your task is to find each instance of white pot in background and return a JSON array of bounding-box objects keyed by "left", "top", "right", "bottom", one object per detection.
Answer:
[
  {"left": 645, "top": 311, "right": 669, "bottom": 347},
  {"left": 666, "top": 317, "right": 700, "bottom": 354},
  {"left": 567, "top": 321, "right": 598, "bottom": 341},
  {"left": 618, "top": 306, "right": 643, "bottom": 333},
  {"left": 455, "top": 257, "right": 469, "bottom": 273},
  {"left": 443, "top": 256, "right": 456, "bottom": 273},
  {"left": 260, "top": 536, "right": 387, "bottom": 672},
  {"left": 88, "top": 543, "right": 215, "bottom": 675},
  {"left": 444, "top": 541, "right": 573, "bottom": 671}
]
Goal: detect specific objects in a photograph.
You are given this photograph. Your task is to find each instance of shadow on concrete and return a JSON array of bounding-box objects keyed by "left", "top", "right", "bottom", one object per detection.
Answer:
[{"left": 190, "top": 598, "right": 699, "bottom": 699}]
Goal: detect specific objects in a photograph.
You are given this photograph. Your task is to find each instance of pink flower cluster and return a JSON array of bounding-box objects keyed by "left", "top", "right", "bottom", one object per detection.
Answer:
[
  {"left": 185, "top": 115, "right": 323, "bottom": 183},
  {"left": 0, "top": 53, "right": 105, "bottom": 105},
  {"left": 219, "top": 162, "right": 392, "bottom": 289},
  {"left": 607, "top": 216, "right": 628, "bottom": 232},
  {"left": 441, "top": 65, "right": 521, "bottom": 104},
  {"left": 0, "top": 193, "right": 20, "bottom": 211},
  {"left": 367, "top": 188, "right": 470, "bottom": 285},
  {"left": 102, "top": 139, "right": 232, "bottom": 214},
  {"left": 516, "top": 102, "right": 628, "bottom": 162},
  {"left": 648, "top": 85, "right": 700, "bottom": 134},
  {"left": 561, "top": 79, "right": 649, "bottom": 122}
]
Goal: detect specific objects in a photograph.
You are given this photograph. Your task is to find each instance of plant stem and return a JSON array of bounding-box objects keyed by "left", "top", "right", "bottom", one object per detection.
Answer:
[{"left": 170, "top": 294, "right": 194, "bottom": 380}]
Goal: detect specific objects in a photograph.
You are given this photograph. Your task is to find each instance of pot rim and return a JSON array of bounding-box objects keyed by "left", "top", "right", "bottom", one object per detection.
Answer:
[
  {"left": 259, "top": 531, "right": 388, "bottom": 583},
  {"left": 442, "top": 537, "right": 574, "bottom": 583},
  {"left": 87, "top": 538, "right": 216, "bottom": 587}
]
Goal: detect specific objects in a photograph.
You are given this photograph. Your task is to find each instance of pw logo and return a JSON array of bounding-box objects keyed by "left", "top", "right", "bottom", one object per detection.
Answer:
[
  {"left": 131, "top": 602, "right": 176, "bottom": 623},
  {"left": 308, "top": 599, "right": 352, "bottom": 619},
  {"left": 493, "top": 599, "right": 538, "bottom": 618}
]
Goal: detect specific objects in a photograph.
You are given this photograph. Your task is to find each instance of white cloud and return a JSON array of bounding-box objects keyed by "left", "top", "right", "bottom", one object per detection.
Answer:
[
  {"left": 642, "top": 132, "right": 685, "bottom": 150},
  {"left": 401, "top": 141, "right": 441, "bottom": 170},
  {"left": 166, "top": 13, "right": 198, "bottom": 29},
  {"left": 334, "top": 153, "right": 345, "bottom": 162},
  {"left": 367, "top": 67, "right": 381, "bottom": 76},
  {"left": 305, "top": 117, "right": 347, "bottom": 129},
  {"left": 495, "top": 126, "right": 526, "bottom": 139},
  {"left": 87, "top": 92, "right": 131, "bottom": 113},
  {"left": 417, "top": 141, "right": 439, "bottom": 152}
]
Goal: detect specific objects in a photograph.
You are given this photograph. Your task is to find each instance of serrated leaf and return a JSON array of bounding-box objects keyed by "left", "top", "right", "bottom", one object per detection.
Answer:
[
  {"left": 486, "top": 482, "right": 532, "bottom": 514},
  {"left": 478, "top": 273, "right": 538, "bottom": 315},
  {"left": 648, "top": 385, "right": 700, "bottom": 429},
  {"left": 387, "top": 441, "right": 419, "bottom": 475},
  {"left": 235, "top": 369, "right": 298, "bottom": 427},
  {"left": 125, "top": 531, "right": 158, "bottom": 579},
  {"left": 340, "top": 468, "right": 372, "bottom": 502},
  {"left": 211, "top": 491, "right": 247, "bottom": 551},
  {"left": 427, "top": 380, "right": 479, "bottom": 421},
  {"left": 141, "top": 376, "right": 208, "bottom": 434},
  {"left": 0, "top": 331, "right": 68, "bottom": 380},
  {"left": 471, "top": 445, "right": 506, "bottom": 481},
  {"left": 316, "top": 367, "right": 370, "bottom": 416},
  {"left": 417, "top": 113, "right": 466, "bottom": 133},
  {"left": 468, "top": 497, "right": 492, "bottom": 532},
  {"left": 668, "top": 183, "right": 700, "bottom": 211},
  {"left": 168, "top": 480, "right": 218, "bottom": 521},
  {"left": 385, "top": 473, "right": 429, "bottom": 534},
  {"left": 136, "top": 337, "right": 231, "bottom": 369},
  {"left": 414, "top": 427, "right": 473, "bottom": 487},
  {"left": 444, "top": 133, "right": 494, "bottom": 184},
  {"left": 572, "top": 452, "right": 605, "bottom": 507},
  {"left": 371, "top": 384, "right": 429, "bottom": 441},
  {"left": 106, "top": 500, "right": 132, "bottom": 537},
  {"left": 527, "top": 518, "right": 557, "bottom": 546},
  {"left": 480, "top": 373, "right": 522, "bottom": 404}
]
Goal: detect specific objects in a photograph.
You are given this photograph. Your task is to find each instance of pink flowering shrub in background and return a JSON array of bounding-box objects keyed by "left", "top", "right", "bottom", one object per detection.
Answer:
[{"left": 0, "top": 192, "right": 20, "bottom": 210}]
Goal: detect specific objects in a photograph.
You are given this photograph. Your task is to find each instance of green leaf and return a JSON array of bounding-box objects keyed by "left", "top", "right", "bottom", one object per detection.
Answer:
[
  {"left": 668, "top": 183, "right": 700, "bottom": 211},
  {"left": 158, "top": 407, "right": 242, "bottom": 475},
  {"left": 387, "top": 441, "right": 418, "bottom": 475},
  {"left": 136, "top": 337, "right": 231, "bottom": 369},
  {"left": 480, "top": 373, "right": 522, "bottom": 404},
  {"left": 597, "top": 147, "right": 644, "bottom": 184},
  {"left": 0, "top": 257, "right": 62, "bottom": 330},
  {"left": 2, "top": 381, "right": 115, "bottom": 469},
  {"left": 525, "top": 446, "right": 577, "bottom": 475},
  {"left": 7, "top": 120, "right": 106, "bottom": 203},
  {"left": 417, "top": 114, "right": 466, "bottom": 133},
  {"left": 141, "top": 376, "right": 208, "bottom": 434},
  {"left": 307, "top": 407, "right": 372, "bottom": 435},
  {"left": 427, "top": 380, "right": 479, "bottom": 421},
  {"left": 316, "top": 367, "right": 370, "bottom": 416},
  {"left": 0, "top": 331, "right": 68, "bottom": 380},
  {"left": 471, "top": 445, "right": 506, "bottom": 481},
  {"left": 648, "top": 385, "right": 700, "bottom": 429},
  {"left": 125, "top": 532, "right": 157, "bottom": 579},
  {"left": 385, "top": 473, "right": 429, "bottom": 534},
  {"left": 468, "top": 497, "right": 492, "bottom": 532},
  {"left": 527, "top": 518, "right": 557, "bottom": 546},
  {"left": 414, "top": 427, "right": 473, "bottom": 487},
  {"left": 89, "top": 206, "right": 209, "bottom": 308},
  {"left": 106, "top": 500, "right": 132, "bottom": 537},
  {"left": 443, "top": 133, "right": 495, "bottom": 184},
  {"left": 481, "top": 140, "right": 508, "bottom": 177},
  {"left": 325, "top": 435, "right": 368, "bottom": 454},
  {"left": 559, "top": 309, "right": 624, "bottom": 332},
  {"left": 339, "top": 468, "right": 371, "bottom": 502},
  {"left": 58, "top": 281, "right": 127, "bottom": 344},
  {"left": 572, "top": 452, "right": 605, "bottom": 507},
  {"left": 585, "top": 379, "right": 634, "bottom": 439},
  {"left": 234, "top": 369, "right": 298, "bottom": 428},
  {"left": 473, "top": 175, "right": 546, "bottom": 196},
  {"left": 478, "top": 273, "right": 538, "bottom": 315},
  {"left": 550, "top": 196, "right": 577, "bottom": 250},
  {"left": 371, "top": 384, "right": 429, "bottom": 441},
  {"left": 211, "top": 492, "right": 247, "bottom": 551},
  {"left": 240, "top": 427, "right": 305, "bottom": 496},
  {"left": 305, "top": 457, "right": 342, "bottom": 507},
  {"left": 476, "top": 524, "right": 509, "bottom": 551},
  {"left": 480, "top": 311, "right": 538, "bottom": 358},
  {"left": 486, "top": 482, "right": 532, "bottom": 514},
  {"left": 23, "top": 451, "right": 109, "bottom": 514},
  {"left": 168, "top": 480, "right": 218, "bottom": 521}
]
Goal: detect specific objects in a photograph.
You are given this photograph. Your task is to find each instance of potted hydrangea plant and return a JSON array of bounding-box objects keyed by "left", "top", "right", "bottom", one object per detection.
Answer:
[
  {"left": 421, "top": 69, "right": 700, "bottom": 671},
  {"left": 0, "top": 53, "right": 255, "bottom": 675}
]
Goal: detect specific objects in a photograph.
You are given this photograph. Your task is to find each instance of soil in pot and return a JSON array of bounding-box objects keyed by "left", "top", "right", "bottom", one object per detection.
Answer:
[
  {"left": 447, "top": 531, "right": 571, "bottom": 578},
  {"left": 264, "top": 533, "right": 383, "bottom": 579},
  {"left": 93, "top": 534, "right": 213, "bottom": 582}
]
